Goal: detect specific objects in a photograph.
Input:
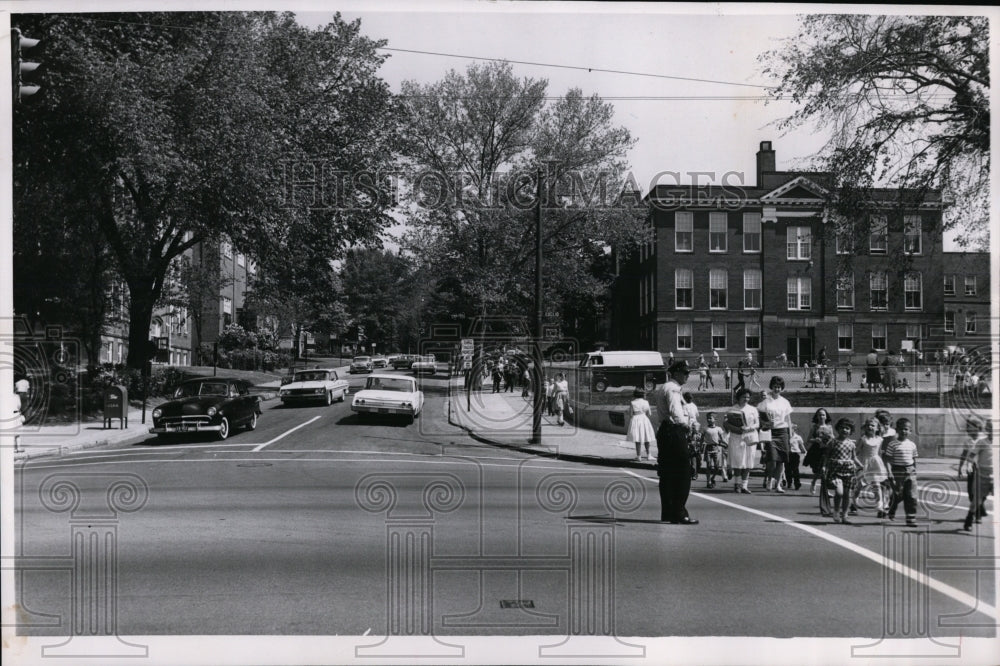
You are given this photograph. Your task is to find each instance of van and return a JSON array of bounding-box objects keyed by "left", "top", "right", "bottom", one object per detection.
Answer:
[{"left": 579, "top": 351, "right": 666, "bottom": 392}]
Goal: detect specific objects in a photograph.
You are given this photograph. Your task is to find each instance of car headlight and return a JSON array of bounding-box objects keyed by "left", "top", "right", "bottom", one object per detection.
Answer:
[
  {"left": 207, "top": 406, "right": 217, "bottom": 417},
  {"left": 314, "top": 388, "right": 325, "bottom": 394},
  {"left": 279, "top": 389, "right": 288, "bottom": 396},
  {"left": 152, "top": 408, "right": 162, "bottom": 419}
]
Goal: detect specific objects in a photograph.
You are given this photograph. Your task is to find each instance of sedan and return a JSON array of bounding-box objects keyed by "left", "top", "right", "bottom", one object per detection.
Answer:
[
  {"left": 278, "top": 368, "right": 349, "bottom": 406},
  {"left": 391, "top": 354, "right": 417, "bottom": 370},
  {"left": 350, "top": 356, "right": 374, "bottom": 374},
  {"left": 150, "top": 378, "right": 261, "bottom": 441},
  {"left": 351, "top": 374, "right": 424, "bottom": 423},
  {"left": 372, "top": 355, "right": 388, "bottom": 369},
  {"left": 410, "top": 355, "right": 437, "bottom": 375}
]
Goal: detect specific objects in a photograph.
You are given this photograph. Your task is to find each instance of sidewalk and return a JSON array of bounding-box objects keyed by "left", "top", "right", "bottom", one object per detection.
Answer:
[{"left": 447, "top": 387, "right": 962, "bottom": 479}]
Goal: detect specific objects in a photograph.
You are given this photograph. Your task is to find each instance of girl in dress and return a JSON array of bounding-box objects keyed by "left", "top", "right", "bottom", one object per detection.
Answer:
[
  {"left": 724, "top": 388, "right": 760, "bottom": 494},
  {"left": 626, "top": 389, "right": 656, "bottom": 461},
  {"left": 803, "top": 408, "right": 835, "bottom": 516},
  {"left": 852, "top": 417, "right": 889, "bottom": 517}
]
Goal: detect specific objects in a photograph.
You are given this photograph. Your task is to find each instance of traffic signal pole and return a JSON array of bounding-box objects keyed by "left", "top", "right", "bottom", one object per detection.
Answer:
[{"left": 530, "top": 169, "right": 543, "bottom": 445}]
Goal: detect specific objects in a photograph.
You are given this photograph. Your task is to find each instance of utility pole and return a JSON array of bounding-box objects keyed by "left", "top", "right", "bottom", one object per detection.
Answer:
[{"left": 530, "top": 168, "right": 544, "bottom": 445}]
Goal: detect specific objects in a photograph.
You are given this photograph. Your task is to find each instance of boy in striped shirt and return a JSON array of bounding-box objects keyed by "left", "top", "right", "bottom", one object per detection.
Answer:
[{"left": 883, "top": 418, "right": 919, "bottom": 526}]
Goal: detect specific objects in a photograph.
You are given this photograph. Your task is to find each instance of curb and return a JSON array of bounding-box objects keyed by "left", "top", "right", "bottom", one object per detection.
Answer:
[{"left": 13, "top": 428, "right": 152, "bottom": 462}]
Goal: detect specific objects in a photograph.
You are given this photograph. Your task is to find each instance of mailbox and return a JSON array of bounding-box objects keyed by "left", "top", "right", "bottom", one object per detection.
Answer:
[{"left": 103, "top": 385, "right": 128, "bottom": 429}]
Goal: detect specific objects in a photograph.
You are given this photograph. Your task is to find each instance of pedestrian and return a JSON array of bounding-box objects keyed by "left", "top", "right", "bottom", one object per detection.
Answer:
[
  {"left": 545, "top": 376, "right": 556, "bottom": 415},
  {"left": 723, "top": 364, "right": 731, "bottom": 391},
  {"left": 553, "top": 373, "right": 570, "bottom": 426},
  {"left": 506, "top": 364, "right": 516, "bottom": 393},
  {"left": 787, "top": 423, "right": 805, "bottom": 491},
  {"left": 697, "top": 357, "right": 708, "bottom": 391},
  {"left": 704, "top": 360, "right": 715, "bottom": 389},
  {"left": 652, "top": 360, "right": 699, "bottom": 524},
  {"left": 492, "top": 364, "right": 503, "bottom": 393},
  {"left": 747, "top": 353, "right": 762, "bottom": 391},
  {"left": 959, "top": 417, "right": 991, "bottom": 531},
  {"left": 845, "top": 360, "right": 853, "bottom": 383},
  {"left": 866, "top": 349, "right": 880, "bottom": 393},
  {"left": 823, "top": 418, "right": 862, "bottom": 524},
  {"left": 803, "top": 408, "right": 834, "bottom": 516},
  {"left": 626, "top": 389, "right": 656, "bottom": 461},
  {"left": 724, "top": 388, "right": 760, "bottom": 494},
  {"left": 758, "top": 376, "right": 794, "bottom": 493},
  {"left": 712, "top": 349, "right": 720, "bottom": 368},
  {"left": 852, "top": 417, "right": 889, "bottom": 517},
  {"left": 14, "top": 374, "right": 29, "bottom": 423},
  {"left": 701, "top": 413, "right": 727, "bottom": 488},
  {"left": 10, "top": 389, "right": 25, "bottom": 453},
  {"left": 874, "top": 409, "right": 897, "bottom": 445},
  {"left": 683, "top": 392, "right": 701, "bottom": 479},
  {"left": 521, "top": 366, "right": 531, "bottom": 398},
  {"left": 883, "top": 418, "right": 920, "bottom": 526},
  {"left": 735, "top": 353, "right": 752, "bottom": 394},
  {"left": 883, "top": 353, "right": 898, "bottom": 393}
]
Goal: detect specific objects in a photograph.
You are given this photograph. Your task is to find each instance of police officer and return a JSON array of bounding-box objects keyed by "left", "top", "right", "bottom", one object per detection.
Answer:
[{"left": 653, "top": 360, "right": 699, "bottom": 524}]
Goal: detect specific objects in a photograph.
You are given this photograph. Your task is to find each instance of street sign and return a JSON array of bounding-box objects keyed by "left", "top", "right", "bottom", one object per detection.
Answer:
[
  {"left": 461, "top": 338, "right": 474, "bottom": 353},
  {"left": 463, "top": 361, "right": 472, "bottom": 370}
]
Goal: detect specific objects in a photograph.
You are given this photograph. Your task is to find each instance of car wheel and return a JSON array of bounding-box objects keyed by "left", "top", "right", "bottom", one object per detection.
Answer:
[
  {"left": 594, "top": 379, "right": 608, "bottom": 392},
  {"left": 246, "top": 412, "right": 257, "bottom": 431},
  {"left": 338, "top": 389, "right": 347, "bottom": 402},
  {"left": 325, "top": 391, "right": 333, "bottom": 406},
  {"left": 217, "top": 417, "right": 230, "bottom": 441}
]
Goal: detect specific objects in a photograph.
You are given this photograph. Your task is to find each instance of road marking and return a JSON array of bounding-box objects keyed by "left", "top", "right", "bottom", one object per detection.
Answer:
[
  {"left": 622, "top": 469, "right": 998, "bottom": 622},
  {"left": 252, "top": 416, "right": 324, "bottom": 451},
  {"left": 20, "top": 456, "right": 590, "bottom": 471}
]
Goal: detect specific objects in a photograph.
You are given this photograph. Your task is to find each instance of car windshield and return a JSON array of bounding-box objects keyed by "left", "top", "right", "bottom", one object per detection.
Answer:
[
  {"left": 353, "top": 357, "right": 371, "bottom": 363},
  {"left": 174, "top": 382, "right": 229, "bottom": 398},
  {"left": 293, "top": 371, "right": 328, "bottom": 382},
  {"left": 365, "top": 377, "right": 415, "bottom": 392}
]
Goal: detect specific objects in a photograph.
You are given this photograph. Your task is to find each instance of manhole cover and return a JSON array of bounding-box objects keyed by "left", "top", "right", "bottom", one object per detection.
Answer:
[
  {"left": 500, "top": 600, "right": 535, "bottom": 609},
  {"left": 237, "top": 462, "right": 273, "bottom": 467}
]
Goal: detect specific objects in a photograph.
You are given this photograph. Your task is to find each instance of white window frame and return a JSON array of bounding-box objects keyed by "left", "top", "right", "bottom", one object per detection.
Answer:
[
  {"left": 745, "top": 323, "right": 760, "bottom": 351},
  {"left": 675, "top": 268, "right": 693, "bottom": 310},
  {"left": 222, "top": 296, "right": 233, "bottom": 315},
  {"left": 675, "top": 212, "right": 693, "bottom": 253},
  {"left": 787, "top": 277, "right": 811, "bottom": 311},
  {"left": 709, "top": 212, "right": 727, "bottom": 253},
  {"left": 872, "top": 324, "right": 887, "bottom": 352},
  {"left": 838, "top": 324, "right": 853, "bottom": 352},
  {"left": 836, "top": 272, "right": 854, "bottom": 310},
  {"left": 904, "top": 272, "right": 922, "bottom": 311},
  {"left": 742, "top": 213, "right": 761, "bottom": 253},
  {"left": 903, "top": 215, "right": 921, "bottom": 254},
  {"left": 965, "top": 312, "right": 977, "bottom": 334},
  {"left": 869, "top": 216, "right": 888, "bottom": 254},
  {"left": 944, "top": 311, "right": 955, "bottom": 333},
  {"left": 943, "top": 274, "right": 955, "bottom": 296},
  {"left": 835, "top": 229, "right": 853, "bottom": 255},
  {"left": 709, "top": 269, "right": 728, "bottom": 310},
  {"left": 786, "top": 226, "right": 812, "bottom": 261},
  {"left": 870, "top": 272, "right": 888, "bottom": 311},
  {"left": 676, "top": 322, "right": 692, "bottom": 350},
  {"left": 221, "top": 240, "right": 233, "bottom": 259},
  {"left": 965, "top": 275, "right": 977, "bottom": 296},
  {"left": 743, "top": 269, "right": 761, "bottom": 310}
]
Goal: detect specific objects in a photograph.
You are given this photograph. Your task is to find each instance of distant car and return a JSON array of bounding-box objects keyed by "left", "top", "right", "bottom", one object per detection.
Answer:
[
  {"left": 386, "top": 354, "right": 401, "bottom": 364},
  {"left": 410, "top": 355, "right": 437, "bottom": 375},
  {"left": 391, "top": 354, "right": 417, "bottom": 370},
  {"left": 350, "top": 356, "right": 374, "bottom": 374},
  {"left": 278, "top": 368, "right": 349, "bottom": 406},
  {"left": 372, "top": 355, "right": 388, "bottom": 369},
  {"left": 150, "top": 378, "right": 261, "bottom": 441},
  {"left": 351, "top": 374, "right": 424, "bottom": 423}
]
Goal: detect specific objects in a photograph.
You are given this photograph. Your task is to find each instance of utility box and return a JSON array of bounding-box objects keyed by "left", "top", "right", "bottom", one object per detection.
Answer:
[{"left": 103, "top": 385, "right": 128, "bottom": 429}]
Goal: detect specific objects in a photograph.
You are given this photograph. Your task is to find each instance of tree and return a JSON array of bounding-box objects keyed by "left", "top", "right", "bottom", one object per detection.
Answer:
[
  {"left": 399, "top": 62, "right": 647, "bottom": 336},
  {"left": 13, "top": 12, "right": 400, "bottom": 369},
  {"left": 761, "top": 14, "right": 989, "bottom": 249},
  {"left": 339, "top": 248, "right": 419, "bottom": 352}
]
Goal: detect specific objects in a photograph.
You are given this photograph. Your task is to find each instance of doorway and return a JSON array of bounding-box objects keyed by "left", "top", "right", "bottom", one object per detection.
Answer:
[{"left": 787, "top": 336, "right": 814, "bottom": 367}]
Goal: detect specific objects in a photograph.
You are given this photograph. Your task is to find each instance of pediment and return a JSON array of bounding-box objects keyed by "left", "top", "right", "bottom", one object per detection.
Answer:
[{"left": 761, "top": 176, "right": 829, "bottom": 201}]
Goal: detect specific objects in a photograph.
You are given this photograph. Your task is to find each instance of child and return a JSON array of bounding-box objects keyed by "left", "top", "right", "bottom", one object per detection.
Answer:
[
  {"left": 683, "top": 392, "right": 701, "bottom": 479},
  {"left": 626, "top": 389, "right": 656, "bottom": 461},
  {"left": 958, "top": 416, "right": 991, "bottom": 531},
  {"left": 787, "top": 423, "right": 805, "bottom": 491},
  {"left": 883, "top": 418, "right": 919, "bottom": 526},
  {"left": 845, "top": 360, "right": 853, "bottom": 383},
  {"left": 724, "top": 364, "right": 731, "bottom": 390},
  {"left": 823, "top": 418, "right": 862, "bottom": 524},
  {"left": 852, "top": 417, "right": 888, "bottom": 517},
  {"left": 701, "top": 413, "right": 727, "bottom": 488}
]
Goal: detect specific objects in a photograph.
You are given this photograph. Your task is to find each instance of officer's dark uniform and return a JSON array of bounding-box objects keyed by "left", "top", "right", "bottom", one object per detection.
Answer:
[{"left": 654, "top": 361, "right": 698, "bottom": 525}]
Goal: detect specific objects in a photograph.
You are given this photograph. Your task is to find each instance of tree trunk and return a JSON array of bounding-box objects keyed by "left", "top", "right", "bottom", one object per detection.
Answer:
[{"left": 125, "top": 288, "right": 157, "bottom": 370}]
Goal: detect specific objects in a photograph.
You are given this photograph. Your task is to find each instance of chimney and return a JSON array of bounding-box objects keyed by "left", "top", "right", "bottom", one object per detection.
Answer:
[{"left": 756, "top": 141, "right": 775, "bottom": 187}]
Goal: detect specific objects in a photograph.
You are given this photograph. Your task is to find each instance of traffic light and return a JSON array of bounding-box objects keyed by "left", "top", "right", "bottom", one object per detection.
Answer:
[{"left": 11, "top": 28, "right": 41, "bottom": 104}]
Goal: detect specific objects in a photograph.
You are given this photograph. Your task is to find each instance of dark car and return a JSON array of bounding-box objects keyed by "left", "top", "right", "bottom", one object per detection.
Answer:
[
  {"left": 391, "top": 354, "right": 417, "bottom": 370},
  {"left": 149, "top": 378, "right": 261, "bottom": 441}
]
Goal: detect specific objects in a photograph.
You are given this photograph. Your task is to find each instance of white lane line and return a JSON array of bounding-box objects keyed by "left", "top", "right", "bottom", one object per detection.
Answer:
[
  {"left": 622, "top": 469, "right": 998, "bottom": 622},
  {"left": 252, "top": 416, "right": 324, "bottom": 451},
  {"left": 19, "top": 456, "right": 589, "bottom": 471}
]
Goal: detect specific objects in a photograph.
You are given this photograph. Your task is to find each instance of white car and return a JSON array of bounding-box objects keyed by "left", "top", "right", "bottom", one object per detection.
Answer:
[
  {"left": 279, "top": 369, "right": 350, "bottom": 406},
  {"left": 351, "top": 374, "right": 424, "bottom": 422},
  {"left": 410, "top": 355, "right": 437, "bottom": 375},
  {"left": 350, "top": 356, "right": 374, "bottom": 374}
]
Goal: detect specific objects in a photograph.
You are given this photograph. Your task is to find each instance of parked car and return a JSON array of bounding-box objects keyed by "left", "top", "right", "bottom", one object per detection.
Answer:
[
  {"left": 278, "top": 368, "right": 349, "bottom": 406},
  {"left": 150, "top": 378, "right": 261, "bottom": 441},
  {"left": 350, "top": 355, "right": 374, "bottom": 374},
  {"left": 579, "top": 351, "right": 666, "bottom": 392},
  {"left": 372, "top": 355, "right": 388, "bottom": 369},
  {"left": 351, "top": 374, "right": 424, "bottom": 423},
  {"left": 391, "top": 354, "right": 417, "bottom": 370},
  {"left": 410, "top": 355, "right": 437, "bottom": 375}
]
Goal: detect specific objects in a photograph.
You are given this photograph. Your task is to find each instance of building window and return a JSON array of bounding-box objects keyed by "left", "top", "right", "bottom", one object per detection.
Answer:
[
  {"left": 905, "top": 324, "right": 922, "bottom": 349},
  {"left": 787, "top": 277, "right": 811, "bottom": 311},
  {"left": 675, "top": 212, "right": 693, "bottom": 252},
  {"left": 117, "top": 342, "right": 124, "bottom": 363},
  {"left": 221, "top": 240, "right": 233, "bottom": 259},
  {"left": 745, "top": 323, "right": 760, "bottom": 350},
  {"left": 944, "top": 274, "right": 955, "bottom": 296},
  {"left": 222, "top": 296, "right": 232, "bottom": 315},
  {"left": 709, "top": 212, "right": 727, "bottom": 252},
  {"left": 237, "top": 253, "right": 245, "bottom": 267},
  {"left": 743, "top": 213, "right": 761, "bottom": 253},
  {"left": 836, "top": 272, "right": 854, "bottom": 310},
  {"left": 870, "top": 216, "right": 888, "bottom": 254},
  {"left": 870, "top": 272, "right": 888, "bottom": 310},
  {"left": 675, "top": 269, "right": 693, "bottom": 309},
  {"left": 743, "top": 269, "right": 761, "bottom": 310},
  {"left": 838, "top": 324, "right": 853, "bottom": 351},
  {"left": 786, "top": 226, "right": 811, "bottom": 260},
  {"left": 966, "top": 312, "right": 977, "bottom": 334},
  {"left": 709, "top": 269, "right": 728, "bottom": 309},
  {"left": 903, "top": 215, "right": 921, "bottom": 254},
  {"left": 965, "top": 275, "right": 977, "bottom": 296},
  {"left": 944, "top": 311, "right": 955, "bottom": 333},
  {"left": 711, "top": 323, "right": 727, "bottom": 349},
  {"left": 677, "top": 323, "right": 692, "bottom": 350},
  {"left": 872, "top": 324, "right": 887, "bottom": 351},
  {"left": 904, "top": 272, "right": 922, "bottom": 310},
  {"left": 835, "top": 228, "right": 853, "bottom": 255}
]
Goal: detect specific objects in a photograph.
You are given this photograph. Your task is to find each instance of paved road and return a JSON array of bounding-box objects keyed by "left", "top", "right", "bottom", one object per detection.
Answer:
[{"left": 13, "top": 369, "right": 996, "bottom": 642}]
